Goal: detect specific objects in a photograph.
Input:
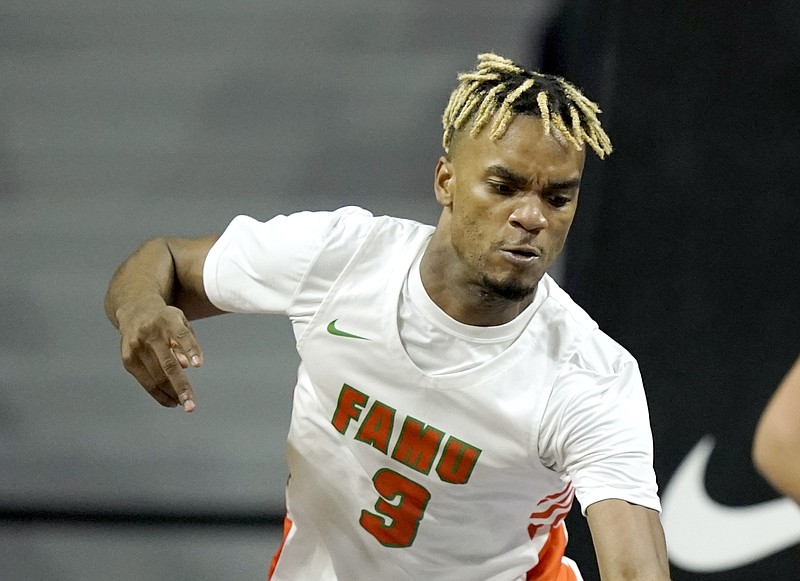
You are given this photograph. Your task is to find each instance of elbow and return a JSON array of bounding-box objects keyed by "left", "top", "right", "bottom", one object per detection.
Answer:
[
  {"left": 752, "top": 413, "right": 796, "bottom": 488},
  {"left": 752, "top": 427, "right": 780, "bottom": 479}
]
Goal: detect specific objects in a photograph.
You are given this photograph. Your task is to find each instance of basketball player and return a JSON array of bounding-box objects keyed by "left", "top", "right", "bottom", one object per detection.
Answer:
[
  {"left": 105, "top": 54, "right": 670, "bottom": 580},
  {"left": 753, "top": 356, "right": 800, "bottom": 503}
]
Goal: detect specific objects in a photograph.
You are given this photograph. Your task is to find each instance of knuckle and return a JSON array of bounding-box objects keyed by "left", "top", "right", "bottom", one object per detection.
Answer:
[
  {"left": 123, "top": 336, "right": 155, "bottom": 360},
  {"left": 121, "top": 345, "right": 140, "bottom": 363},
  {"left": 175, "top": 376, "right": 191, "bottom": 392},
  {"left": 140, "top": 323, "right": 167, "bottom": 342},
  {"left": 175, "top": 380, "right": 193, "bottom": 400},
  {"left": 161, "top": 357, "right": 182, "bottom": 375},
  {"left": 120, "top": 338, "right": 141, "bottom": 359}
]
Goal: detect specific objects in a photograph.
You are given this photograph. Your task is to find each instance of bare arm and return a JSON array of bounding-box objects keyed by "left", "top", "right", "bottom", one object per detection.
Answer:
[
  {"left": 105, "top": 235, "right": 223, "bottom": 412},
  {"left": 586, "top": 499, "right": 671, "bottom": 580},
  {"left": 752, "top": 356, "right": 800, "bottom": 502}
]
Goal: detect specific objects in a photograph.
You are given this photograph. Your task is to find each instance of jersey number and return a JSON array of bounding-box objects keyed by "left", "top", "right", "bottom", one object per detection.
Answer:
[{"left": 359, "top": 468, "right": 431, "bottom": 548}]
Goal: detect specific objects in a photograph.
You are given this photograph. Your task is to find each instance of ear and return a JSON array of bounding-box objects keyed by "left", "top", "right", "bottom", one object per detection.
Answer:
[{"left": 434, "top": 156, "right": 455, "bottom": 207}]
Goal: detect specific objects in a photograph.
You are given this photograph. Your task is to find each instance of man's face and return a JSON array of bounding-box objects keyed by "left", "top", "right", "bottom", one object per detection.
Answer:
[{"left": 434, "top": 115, "right": 586, "bottom": 301}]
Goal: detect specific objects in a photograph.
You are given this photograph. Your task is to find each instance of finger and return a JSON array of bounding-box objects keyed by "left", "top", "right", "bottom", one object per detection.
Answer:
[
  {"left": 170, "top": 325, "right": 204, "bottom": 368},
  {"left": 122, "top": 340, "right": 178, "bottom": 406},
  {"left": 151, "top": 342, "right": 196, "bottom": 413},
  {"left": 172, "top": 348, "right": 191, "bottom": 369},
  {"left": 123, "top": 354, "right": 179, "bottom": 408},
  {"left": 135, "top": 350, "right": 181, "bottom": 407},
  {"left": 138, "top": 349, "right": 184, "bottom": 408}
]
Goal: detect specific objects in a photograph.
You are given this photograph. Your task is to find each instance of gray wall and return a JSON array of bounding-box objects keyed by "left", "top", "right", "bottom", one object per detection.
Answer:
[{"left": 0, "top": 1, "right": 562, "bottom": 579}]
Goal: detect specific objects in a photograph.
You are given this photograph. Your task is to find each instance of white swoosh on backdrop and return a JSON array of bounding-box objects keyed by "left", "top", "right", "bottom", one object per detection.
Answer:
[{"left": 662, "top": 435, "right": 800, "bottom": 572}]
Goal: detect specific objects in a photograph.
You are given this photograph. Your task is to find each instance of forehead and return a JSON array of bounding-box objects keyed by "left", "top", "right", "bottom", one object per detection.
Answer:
[{"left": 452, "top": 114, "right": 586, "bottom": 181}]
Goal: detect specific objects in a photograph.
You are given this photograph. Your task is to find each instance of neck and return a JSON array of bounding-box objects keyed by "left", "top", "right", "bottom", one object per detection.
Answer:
[{"left": 419, "top": 232, "right": 535, "bottom": 327}]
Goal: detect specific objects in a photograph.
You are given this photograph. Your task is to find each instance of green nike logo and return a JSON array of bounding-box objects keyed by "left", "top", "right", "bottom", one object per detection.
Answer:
[{"left": 327, "top": 319, "right": 370, "bottom": 341}]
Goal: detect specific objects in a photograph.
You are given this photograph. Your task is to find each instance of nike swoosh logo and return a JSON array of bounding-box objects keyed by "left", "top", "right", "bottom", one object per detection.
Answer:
[
  {"left": 661, "top": 435, "right": 800, "bottom": 572},
  {"left": 326, "top": 319, "right": 370, "bottom": 341}
]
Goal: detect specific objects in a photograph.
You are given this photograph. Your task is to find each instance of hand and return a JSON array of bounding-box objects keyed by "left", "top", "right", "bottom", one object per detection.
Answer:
[{"left": 116, "top": 301, "right": 203, "bottom": 412}]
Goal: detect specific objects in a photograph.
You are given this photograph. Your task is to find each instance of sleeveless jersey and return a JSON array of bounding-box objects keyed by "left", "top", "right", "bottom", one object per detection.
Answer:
[{"left": 268, "top": 214, "right": 595, "bottom": 580}]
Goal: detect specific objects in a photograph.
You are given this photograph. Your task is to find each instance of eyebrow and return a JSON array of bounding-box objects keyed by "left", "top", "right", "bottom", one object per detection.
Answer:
[
  {"left": 486, "top": 165, "right": 528, "bottom": 185},
  {"left": 485, "top": 165, "right": 581, "bottom": 190},
  {"left": 547, "top": 178, "right": 582, "bottom": 190}
]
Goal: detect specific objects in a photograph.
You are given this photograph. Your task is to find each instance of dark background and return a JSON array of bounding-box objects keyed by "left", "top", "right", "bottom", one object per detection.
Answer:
[
  {"left": 2, "top": 0, "right": 798, "bottom": 579},
  {"left": 540, "top": 1, "right": 800, "bottom": 579}
]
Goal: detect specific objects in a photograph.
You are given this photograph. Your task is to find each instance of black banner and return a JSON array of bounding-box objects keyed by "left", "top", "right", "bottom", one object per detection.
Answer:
[{"left": 539, "top": 2, "right": 800, "bottom": 579}]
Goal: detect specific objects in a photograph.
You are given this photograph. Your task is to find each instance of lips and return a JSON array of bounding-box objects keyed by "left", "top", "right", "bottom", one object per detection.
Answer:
[{"left": 499, "top": 245, "right": 542, "bottom": 264}]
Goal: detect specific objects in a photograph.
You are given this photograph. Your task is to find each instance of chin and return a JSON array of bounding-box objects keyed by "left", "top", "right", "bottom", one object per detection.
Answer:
[{"left": 480, "top": 275, "right": 539, "bottom": 302}]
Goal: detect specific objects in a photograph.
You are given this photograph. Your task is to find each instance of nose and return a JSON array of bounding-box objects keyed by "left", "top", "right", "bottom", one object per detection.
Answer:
[{"left": 508, "top": 195, "right": 548, "bottom": 232}]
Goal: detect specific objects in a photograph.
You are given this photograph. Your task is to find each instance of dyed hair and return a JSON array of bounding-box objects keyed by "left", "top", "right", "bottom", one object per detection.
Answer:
[{"left": 442, "top": 53, "right": 612, "bottom": 158}]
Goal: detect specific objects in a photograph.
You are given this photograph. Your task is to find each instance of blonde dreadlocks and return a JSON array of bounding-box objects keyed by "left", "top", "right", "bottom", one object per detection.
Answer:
[{"left": 442, "top": 53, "right": 612, "bottom": 159}]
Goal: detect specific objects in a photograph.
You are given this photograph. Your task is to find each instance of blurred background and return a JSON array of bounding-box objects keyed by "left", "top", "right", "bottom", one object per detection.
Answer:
[{"left": 1, "top": 1, "right": 798, "bottom": 580}]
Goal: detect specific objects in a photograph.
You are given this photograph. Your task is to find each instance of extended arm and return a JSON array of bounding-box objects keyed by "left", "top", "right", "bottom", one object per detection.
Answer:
[
  {"left": 752, "top": 356, "right": 800, "bottom": 502},
  {"left": 586, "top": 499, "right": 671, "bottom": 580},
  {"left": 105, "top": 235, "right": 223, "bottom": 411}
]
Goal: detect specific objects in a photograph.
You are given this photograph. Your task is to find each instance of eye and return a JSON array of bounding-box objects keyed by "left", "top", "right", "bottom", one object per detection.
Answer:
[
  {"left": 547, "top": 193, "right": 572, "bottom": 208},
  {"left": 489, "top": 181, "right": 517, "bottom": 196}
]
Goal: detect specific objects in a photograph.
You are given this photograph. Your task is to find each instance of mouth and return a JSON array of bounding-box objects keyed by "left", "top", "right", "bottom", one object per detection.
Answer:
[{"left": 499, "top": 246, "right": 542, "bottom": 264}]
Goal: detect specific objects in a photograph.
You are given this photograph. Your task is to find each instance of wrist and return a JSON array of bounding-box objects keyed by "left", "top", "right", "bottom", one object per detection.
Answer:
[{"left": 114, "top": 296, "right": 167, "bottom": 330}]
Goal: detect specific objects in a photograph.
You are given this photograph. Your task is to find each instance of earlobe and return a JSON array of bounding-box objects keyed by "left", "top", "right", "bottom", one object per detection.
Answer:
[{"left": 434, "top": 157, "right": 454, "bottom": 206}]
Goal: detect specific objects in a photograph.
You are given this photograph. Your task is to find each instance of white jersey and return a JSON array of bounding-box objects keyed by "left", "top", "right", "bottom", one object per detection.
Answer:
[{"left": 203, "top": 207, "right": 660, "bottom": 581}]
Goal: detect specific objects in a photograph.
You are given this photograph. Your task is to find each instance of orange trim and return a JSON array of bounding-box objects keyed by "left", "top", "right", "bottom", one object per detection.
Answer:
[
  {"left": 267, "top": 515, "right": 293, "bottom": 580},
  {"left": 526, "top": 524, "right": 578, "bottom": 581},
  {"left": 530, "top": 497, "right": 574, "bottom": 519},
  {"left": 539, "top": 483, "right": 573, "bottom": 504}
]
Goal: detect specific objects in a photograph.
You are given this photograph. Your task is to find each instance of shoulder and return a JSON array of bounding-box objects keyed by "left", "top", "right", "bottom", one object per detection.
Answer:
[
  {"left": 289, "top": 206, "right": 432, "bottom": 248},
  {"left": 538, "top": 274, "right": 637, "bottom": 375},
  {"left": 269, "top": 205, "right": 377, "bottom": 242},
  {"left": 307, "top": 207, "right": 432, "bottom": 270},
  {"left": 539, "top": 274, "right": 598, "bottom": 331},
  {"left": 356, "top": 211, "right": 435, "bottom": 240},
  {"left": 217, "top": 205, "right": 416, "bottom": 261},
  {"left": 207, "top": 206, "right": 382, "bottom": 277},
  {"left": 287, "top": 208, "right": 432, "bottom": 313}
]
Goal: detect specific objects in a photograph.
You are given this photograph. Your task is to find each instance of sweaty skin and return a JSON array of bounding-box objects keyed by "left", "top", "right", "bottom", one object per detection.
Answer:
[{"left": 422, "top": 115, "right": 585, "bottom": 327}]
